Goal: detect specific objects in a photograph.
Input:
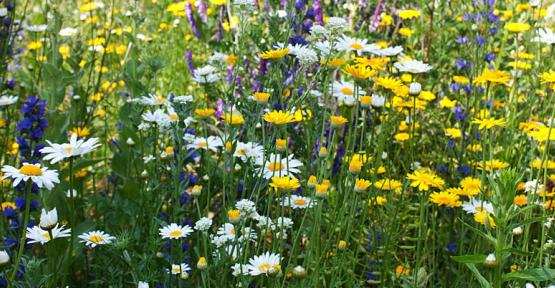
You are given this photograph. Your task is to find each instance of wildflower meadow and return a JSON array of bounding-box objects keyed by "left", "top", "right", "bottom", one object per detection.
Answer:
[{"left": 3, "top": 0, "right": 555, "bottom": 287}]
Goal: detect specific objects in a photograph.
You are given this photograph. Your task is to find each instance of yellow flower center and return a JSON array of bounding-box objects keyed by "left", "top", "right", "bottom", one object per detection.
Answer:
[
  {"left": 293, "top": 199, "right": 307, "bottom": 206},
  {"left": 65, "top": 147, "right": 72, "bottom": 154},
  {"left": 230, "top": 228, "right": 236, "bottom": 235},
  {"left": 169, "top": 114, "right": 179, "bottom": 121},
  {"left": 340, "top": 88, "right": 353, "bottom": 95},
  {"left": 267, "top": 162, "right": 283, "bottom": 172},
  {"left": 259, "top": 263, "right": 272, "bottom": 272},
  {"left": 88, "top": 235, "right": 104, "bottom": 243},
  {"left": 169, "top": 230, "right": 183, "bottom": 238},
  {"left": 155, "top": 97, "right": 166, "bottom": 104},
  {"left": 236, "top": 149, "right": 246, "bottom": 155},
  {"left": 198, "top": 142, "right": 208, "bottom": 148},
  {"left": 19, "top": 164, "right": 42, "bottom": 176},
  {"left": 350, "top": 43, "right": 363, "bottom": 50},
  {"left": 41, "top": 233, "right": 51, "bottom": 240}
]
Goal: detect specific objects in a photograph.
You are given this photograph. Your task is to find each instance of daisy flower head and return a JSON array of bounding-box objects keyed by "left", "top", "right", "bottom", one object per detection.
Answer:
[
  {"left": 406, "top": 170, "right": 445, "bottom": 191},
  {"left": 186, "top": 136, "right": 223, "bottom": 152},
  {"left": 282, "top": 195, "right": 315, "bottom": 209},
  {"left": 246, "top": 252, "right": 282, "bottom": 276},
  {"left": 533, "top": 28, "right": 555, "bottom": 45},
  {"left": 0, "top": 95, "right": 18, "bottom": 106},
  {"left": 192, "top": 65, "right": 220, "bottom": 83},
  {"left": 473, "top": 69, "right": 511, "bottom": 86},
  {"left": 331, "top": 81, "right": 366, "bottom": 106},
  {"left": 1, "top": 163, "right": 60, "bottom": 190},
  {"left": 170, "top": 263, "right": 192, "bottom": 275},
  {"left": 79, "top": 230, "right": 115, "bottom": 247},
  {"left": 462, "top": 199, "right": 494, "bottom": 214},
  {"left": 26, "top": 224, "right": 71, "bottom": 245},
  {"left": 159, "top": 223, "right": 194, "bottom": 239},
  {"left": 540, "top": 70, "right": 555, "bottom": 84},
  {"left": 40, "top": 133, "right": 100, "bottom": 164},
  {"left": 134, "top": 93, "right": 168, "bottom": 106},
  {"left": 257, "top": 153, "right": 303, "bottom": 179},
  {"left": 233, "top": 141, "right": 264, "bottom": 162},
  {"left": 394, "top": 59, "right": 432, "bottom": 74},
  {"left": 336, "top": 36, "right": 379, "bottom": 54}
]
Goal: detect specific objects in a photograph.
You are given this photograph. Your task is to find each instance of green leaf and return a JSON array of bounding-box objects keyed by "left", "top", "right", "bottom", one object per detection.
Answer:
[
  {"left": 464, "top": 263, "right": 493, "bottom": 288},
  {"left": 458, "top": 218, "right": 497, "bottom": 245},
  {"left": 503, "top": 268, "right": 555, "bottom": 282},
  {"left": 451, "top": 254, "right": 487, "bottom": 264}
]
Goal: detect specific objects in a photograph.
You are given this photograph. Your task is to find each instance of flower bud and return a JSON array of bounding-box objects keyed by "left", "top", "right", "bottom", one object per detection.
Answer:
[
  {"left": 409, "top": 82, "right": 422, "bottom": 95},
  {"left": 0, "top": 250, "right": 9, "bottom": 266},
  {"left": 191, "top": 185, "right": 202, "bottom": 197},
  {"left": 197, "top": 257, "right": 207, "bottom": 270},
  {"left": 126, "top": 138, "right": 135, "bottom": 145},
  {"left": 512, "top": 226, "right": 523, "bottom": 235},
  {"left": 484, "top": 253, "right": 497, "bottom": 266},
  {"left": 39, "top": 208, "right": 58, "bottom": 230},
  {"left": 292, "top": 265, "right": 306, "bottom": 278},
  {"left": 338, "top": 240, "right": 347, "bottom": 250}
]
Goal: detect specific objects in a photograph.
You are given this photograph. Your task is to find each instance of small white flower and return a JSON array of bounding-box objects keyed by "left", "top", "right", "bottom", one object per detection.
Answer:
[
  {"left": 159, "top": 223, "right": 193, "bottom": 239},
  {"left": 137, "top": 281, "right": 149, "bottom": 288},
  {"left": 231, "top": 263, "right": 249, "bottom": 277},
  {"left": 26, "top": 24, "right": 48, "bottom": 32},
  {"left": 194, "top": 217, "right": 213, "bottom": 232},
  {"left": 235, "top": 199, "right": 257, "bottom": 217},
  {"left": 394, "top": 59, "right": 432, "bottom": 74},
  {"left": 59, "top": 27, "right": 78, "bottom": 37},
  {"left": 79, "top": 230, "right": 115, "bottom": 247},
  {"left": 282, "top": 195, "right": 315, "bottom": 209},
  {"left": 533, "top": 28, "right": 555, "bottom": 44},
  {"left": 0, "top": 95, "right": 18, "bottom": 106},
  {"left": 172, "top": 95, "right": 194, "bottom": 103},
  {"left": 170, "top": 263, "right": 191, "bottom": 275},
  {"left": 462, "top": 200, "right": 494, "bottom": 214},
  {"left": 325, "top": 17, "right": 347, "bottom": 32},
  {"left": 483, "top": 253, "right": 497, "bottom": 266},
  {"left": 186, "top": 136, "right": 223, "bottom": 152},
  {"left": 0, "top": 8, "right": 7, "bottom": 17},
  {"left": 371, "top": 94, "right": 385, "bottom": 107}
]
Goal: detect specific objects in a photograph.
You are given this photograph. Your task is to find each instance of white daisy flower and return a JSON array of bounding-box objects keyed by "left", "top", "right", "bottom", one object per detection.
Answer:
[
  {"left": 137, "top": 281, "right": 149, "bottom": 288},
  {"left": 394, "top": 59, "right": 432, "bottom": 74},
  {"left": 1, "top": 163, "right": 60, "bottom": 190},
  {"left": 131, "top": 93, "right": 168, "bottom": 106},
  {"left": 336, "top": 36, "right": 380, "bottom": 54},
  {"left": 233, "top": 142, "right": 264, "bottom": 162},
  {"left": 231, "top": 263, "right": 249, "bottom": 277},
  {"left": 282, "top": 195, "right": 315, "bottom": 209},
  {"left": 59, "top": 27, "right": 78, "bottom": 37},
  {"left": 26, "top": 224, "right": 71, "bottom": 245},
  {"left": 0, "top": 95, "right": 18, "bottom": 106},
  {"left": 371, "top": 94, "right": 386, "bottom": 107},
  {"left": 192, "top": 65, "right": 220, "bottom": 83},
  {"left": 79, "top": 230, "right": 116, "bottom": 247},
  {"left": 186, "top": 136, "right": 223, "bottom": 152},
  {"left": 159, "top": 223, "right": 194, "bottom": 239},
  {"left": 245, "top": 252, "right": 282, "bottom": 276},
  {"left": 331, "top": 81, "right": 365, "bottom": 106},
  {"left": 372, "top": 45, "right": 404, "bottom": 56},
  {"left": 141, "top": 109, "right": 173, "bottom": 127},
  {"left": 40, "top": 133, "right": 100, "bottom": 164},
  {"left": 533, "top": 28, "right": 555, "bottom": 45},
  {"left": 26, "top": 24, "right": 48, "bottom": 32},
  {"left": 170, "top": 263, "right": 191, "bottom": 275},
  {"left": 462, "top": 200, "right": 494, "bottom": 214},
  {"left": 256, "top": 153, "right": 303, "bottom": 179}
]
